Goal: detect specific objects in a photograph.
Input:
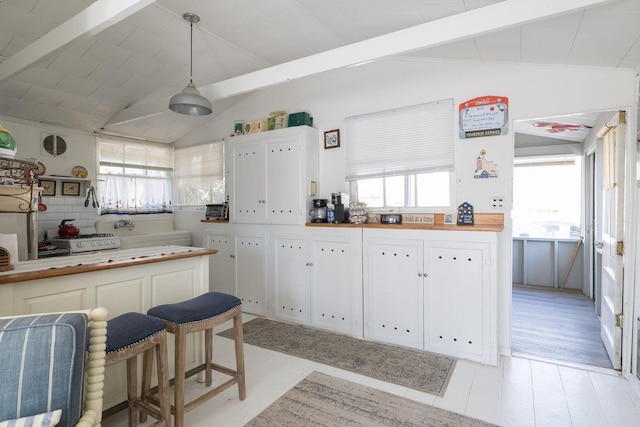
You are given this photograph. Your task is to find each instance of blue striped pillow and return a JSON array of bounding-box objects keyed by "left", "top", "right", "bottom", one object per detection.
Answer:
[
  {"left": 0, "top": 313, "right": 87, "bottom": 427},
  {"left": 0, "top": 409, "right": 62, "bottom": 426}
]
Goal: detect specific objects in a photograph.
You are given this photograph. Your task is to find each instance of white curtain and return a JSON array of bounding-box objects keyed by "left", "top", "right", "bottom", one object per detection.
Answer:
[{"left": 98, "top": 175, "right": 173, "bottom": 214}]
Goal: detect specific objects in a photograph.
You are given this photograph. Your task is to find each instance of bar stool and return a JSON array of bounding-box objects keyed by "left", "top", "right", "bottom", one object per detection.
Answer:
[
  {"left": 146, "top": 292, "right": 246, "bottom": 427},
  {"left": 104, "top": 312, "right": 171, "bottom": 427}
]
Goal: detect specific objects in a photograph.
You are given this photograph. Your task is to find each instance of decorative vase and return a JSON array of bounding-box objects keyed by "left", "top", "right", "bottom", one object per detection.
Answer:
[{"left": 0, "top": 124, "right": 16, "bottom": 158}]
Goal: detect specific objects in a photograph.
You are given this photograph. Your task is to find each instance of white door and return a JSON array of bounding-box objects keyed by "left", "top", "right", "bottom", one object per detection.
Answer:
[
  {"left": 264, "top": 137, "right": 301, "bottom": 224},
  {"left": 600, "top": 114, "right": 625, "bottom": 370},
  {"left": 230, "top": 142, "right": 264, "bottom": 222},
  {"left": 364, "top": 238, "right": 423, "bottom": 349}
]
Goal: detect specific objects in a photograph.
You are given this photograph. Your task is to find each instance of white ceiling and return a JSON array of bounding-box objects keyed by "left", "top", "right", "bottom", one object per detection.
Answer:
[{"left": 0, "top": 0, "right": 638, "bottom": 144}]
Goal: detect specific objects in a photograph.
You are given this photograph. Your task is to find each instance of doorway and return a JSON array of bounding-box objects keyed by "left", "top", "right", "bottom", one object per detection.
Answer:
[{"left": 511, "top": 111, "right": 620, "bottom": 370}]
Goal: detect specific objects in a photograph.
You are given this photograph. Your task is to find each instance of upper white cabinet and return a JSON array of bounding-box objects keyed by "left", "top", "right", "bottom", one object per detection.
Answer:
[{"left": 227, "top": 126, "right": 319, "bottom": 225}]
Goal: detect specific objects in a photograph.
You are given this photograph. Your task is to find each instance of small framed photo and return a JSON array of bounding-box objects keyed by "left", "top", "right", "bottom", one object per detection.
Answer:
[
  {"left": 443, "top": 213, "right": 456, "bottom": 225},
  {"left": 324, "top": 129, "right": 340, "bottom": 149},
  {"left": 39, "top": 179, "right": 56, "bottom": 196},
  {"left": 61, "top": 181, "right": 80, "bottom": 196}
]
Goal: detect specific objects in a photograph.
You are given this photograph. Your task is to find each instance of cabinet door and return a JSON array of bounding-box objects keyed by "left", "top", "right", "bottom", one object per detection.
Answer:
[
  {"left": 264, "top": 138, "right": 302, "bottom": 224},
  {"left": 230, "top": 143, "right": 264, "bottom": 222},
  {"left": 273, "top": 236, "right": 310, "bottom": 324},
  {"left": 364, "top": 238, "right": 423, "bottom": 349},
  {"left": 423, "top": 241, "right": 492, "bottom": 362},
  {"left": 234, "top": 233, "right": 267, "bottom": 315},
  {"left": 310, "top": 234, "right": 362, "bottom": 336},
  {"left": 206, "top": 233, "right": 234, "bottom": 295}
]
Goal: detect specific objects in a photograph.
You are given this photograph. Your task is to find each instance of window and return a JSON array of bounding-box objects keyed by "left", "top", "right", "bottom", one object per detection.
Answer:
[
  {"left": 173, "top": 141, "right": 225, "bottom": 206},
  {"left": 513, "top": 155, "right": 582, "bottom": 239},
  {"left": 97, "top": 137, "right": 173, "bottom": 214},
  {"left": 345, "top": 99, "right": 454, "bottom": 209}
]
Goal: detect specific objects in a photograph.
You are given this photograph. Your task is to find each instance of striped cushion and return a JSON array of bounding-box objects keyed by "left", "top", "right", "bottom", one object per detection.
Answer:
[
  {"left": 0, "top": 313, "right": 88, "bottom": 427},
  {"left": 0, "top": 409, "right": 62, "bottom": 427}
]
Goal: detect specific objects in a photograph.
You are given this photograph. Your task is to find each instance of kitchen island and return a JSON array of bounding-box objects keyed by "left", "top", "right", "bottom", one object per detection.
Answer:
[{"left": 0, "top": 245, "right": 216, "bottom": 410}]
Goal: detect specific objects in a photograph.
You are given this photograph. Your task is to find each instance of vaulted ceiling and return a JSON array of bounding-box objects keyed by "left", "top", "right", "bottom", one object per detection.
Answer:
[{"left": 0, "top": 0, "right": 638, "bottom": 143}]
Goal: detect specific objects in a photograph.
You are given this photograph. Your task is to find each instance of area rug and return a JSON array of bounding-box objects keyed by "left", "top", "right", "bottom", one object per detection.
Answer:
[
  {"left": 246, "top": 371, "right": 496, "bottom": 426},
  {"left": 218, "top": 317, "right": 455, "bottom": 396}
]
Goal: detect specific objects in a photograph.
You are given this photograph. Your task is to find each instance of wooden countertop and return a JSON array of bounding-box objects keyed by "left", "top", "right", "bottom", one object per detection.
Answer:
[
  {"left": 0, "top": 247, "right": 217, "bottom": 285},
  {"left": 306, "top": 213, "right": 504, "bottom": 232}
]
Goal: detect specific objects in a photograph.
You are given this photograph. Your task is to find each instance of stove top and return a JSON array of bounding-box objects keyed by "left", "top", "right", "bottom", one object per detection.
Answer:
[
  {"left": 54, "top": 233, "right": 115, "bottom": 239},
  {"left": 50, "top": 233, "right": 121, "bottom": 253}
]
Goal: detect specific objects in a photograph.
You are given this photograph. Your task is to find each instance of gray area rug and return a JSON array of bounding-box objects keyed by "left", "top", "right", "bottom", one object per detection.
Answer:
[
  {"left": 219, "top": 317, "right": 455, "bottom": 396},
  {"left": 247, "top": 371, "right": 497, "bottom": 427}
]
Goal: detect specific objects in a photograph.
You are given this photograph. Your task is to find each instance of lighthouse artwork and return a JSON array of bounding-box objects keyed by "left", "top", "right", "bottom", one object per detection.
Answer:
[{"left": 474, "top": 149, "right": 498, "bottom": 178}]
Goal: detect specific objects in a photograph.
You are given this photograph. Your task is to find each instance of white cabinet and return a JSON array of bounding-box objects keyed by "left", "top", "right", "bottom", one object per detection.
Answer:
[
  {"left": 206, "top": 230, "right": 234, "bottom": 295},
  {"left": 234, "top": 228, "right": 268, "bottom": 316},
  {"left": 364, "top": 229, "right": 497, "bottom": 365},
  {"left": 366, "top": 238, "right": 424, "bottom": 349},
  {"left": 227, "top": 126, "right": 318, "bottom": 225},
  {"left": 273, "top": 234, "right": 311, "bottom": 324},
  {"left": 308, "top": 230, "right": 363, "bottom": 336},
  {"left": 205, "top": 224, "right": 267, "bottom": 316},
  {"left": 272, "top": 227, "right": 363, "bottom": 336}
]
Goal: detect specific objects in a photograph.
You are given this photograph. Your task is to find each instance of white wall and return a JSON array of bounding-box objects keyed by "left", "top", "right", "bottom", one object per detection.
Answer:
[
  {"left": 0, "top": 116, "right": 100, "bottom": 256},
  {"left": 177, "top": 57, "right": 637, "bottom": 355}
]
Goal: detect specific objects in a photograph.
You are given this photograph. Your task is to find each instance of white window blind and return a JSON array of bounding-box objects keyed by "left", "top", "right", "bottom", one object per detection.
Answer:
[
  {"left": 345, "top": 99, "right": 454, "bottom": 180},
  {"left": 99, "top": 139, "right": 173, "bottom": 174},
  {"left": 174, "top": 141, "right": 225, "bottom": 205}
]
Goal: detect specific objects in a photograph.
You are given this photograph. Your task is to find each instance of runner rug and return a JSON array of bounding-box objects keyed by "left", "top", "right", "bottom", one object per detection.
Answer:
[
  {"left": 246, "top": 371, "right": 496, "bottom": 426},
  {"left": 218, "top": 317, "right": 455, "bottom": 396}
]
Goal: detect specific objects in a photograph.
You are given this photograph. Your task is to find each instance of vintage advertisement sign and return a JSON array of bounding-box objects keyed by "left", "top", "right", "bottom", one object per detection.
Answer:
[{"left": 459, "top": 96, "right": 509, "bottom": 139}]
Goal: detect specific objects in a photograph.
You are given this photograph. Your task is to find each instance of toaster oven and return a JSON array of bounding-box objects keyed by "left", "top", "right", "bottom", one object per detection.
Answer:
[{"left": 206, "top": 203, "right": 228, "bottom": 220}]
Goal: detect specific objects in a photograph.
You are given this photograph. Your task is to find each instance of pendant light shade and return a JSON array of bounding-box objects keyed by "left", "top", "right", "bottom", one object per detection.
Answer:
[{"left": 169, "top": 13, "right": 212, "bottom": 116}]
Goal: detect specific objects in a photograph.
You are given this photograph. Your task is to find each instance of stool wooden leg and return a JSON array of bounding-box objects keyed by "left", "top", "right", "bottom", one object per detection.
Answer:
[
  {"left": 174, "top": 326, "right": 186, "bottom": 427},
  {"left": 204, "top": 328, "right": 213, "bottom": 387},
  {"left": 126, "top": 356, "right": 139, "bottom": 427},
  {"left": 156, "top": 333, "right": 171, "bottom": 427},
  {"left": 140, "top": 348, "right": 153, "bottom": 424},
  {"left": 233, "top": 310, "right": 246, "bottom": 400}
]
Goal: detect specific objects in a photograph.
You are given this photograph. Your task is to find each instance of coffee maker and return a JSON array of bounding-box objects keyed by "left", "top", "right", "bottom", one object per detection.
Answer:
[{"left": 309, "top": 199, "right": 328, "bottom": 223}]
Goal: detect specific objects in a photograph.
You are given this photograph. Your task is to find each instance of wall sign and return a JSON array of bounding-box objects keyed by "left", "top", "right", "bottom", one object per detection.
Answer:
[{"left": 459, "top": 96, "right": 508, "bottom": 139}]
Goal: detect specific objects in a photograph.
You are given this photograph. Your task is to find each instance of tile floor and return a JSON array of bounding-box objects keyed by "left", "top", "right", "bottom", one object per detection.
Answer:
[{"left": 102, "top": 315, "right": 640, "bottom": 427}]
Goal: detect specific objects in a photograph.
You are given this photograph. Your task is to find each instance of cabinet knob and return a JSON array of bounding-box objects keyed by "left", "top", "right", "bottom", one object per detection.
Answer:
[
  {"left": 230, "top": 254, "right": 235, "bottom": 259},
  {"left": 418, "top": 273, "right": 423, "bottom": 277},
  {"left": 309, "top": 262, "right": 313, "bottom": 267}
]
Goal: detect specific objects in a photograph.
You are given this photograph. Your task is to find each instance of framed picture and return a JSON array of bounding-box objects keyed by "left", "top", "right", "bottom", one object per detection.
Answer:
[
  {"left": 61, "top": 181, "right": 80, "bottom": 196},
  {"left": 443, "top": 213, "right": 456, "bottom": 225},
  {"left": 324, "top": 129, "right": 340, "bottom": 149},
  {"left": 39, "top": 179, "right": 56, "bottom": 196}
]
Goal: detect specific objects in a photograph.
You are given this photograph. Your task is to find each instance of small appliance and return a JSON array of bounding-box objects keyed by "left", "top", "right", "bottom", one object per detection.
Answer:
[
  {"left": 206, "top": 203, "right": 228, "bottom": 220},
  {"left": 309, "top": 199, "right": 327, "bottom": 223}
]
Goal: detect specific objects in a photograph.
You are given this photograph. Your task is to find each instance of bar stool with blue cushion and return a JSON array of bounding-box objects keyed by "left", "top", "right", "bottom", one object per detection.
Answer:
[
  {"left": 146, "top": 292, "right": 246, "bottom": 427},
  {"left": 104, "top": 312, "right": 170, "bottom": 427}
]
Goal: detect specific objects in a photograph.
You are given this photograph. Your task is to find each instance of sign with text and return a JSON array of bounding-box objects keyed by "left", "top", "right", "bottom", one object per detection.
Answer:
[{"left": 459, "top": 96, "right": 509, "bottom": 139}]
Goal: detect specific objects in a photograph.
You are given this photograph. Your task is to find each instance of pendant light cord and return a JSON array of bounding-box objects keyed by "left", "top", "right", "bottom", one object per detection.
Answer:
[{"left": 189, "top": 19, "right": 194, "bottom": 85}]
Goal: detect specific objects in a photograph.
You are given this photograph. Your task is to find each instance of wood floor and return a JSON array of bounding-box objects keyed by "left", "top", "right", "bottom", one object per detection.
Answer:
[
  {"left": 103, "top": 313, "right": 640, "bottom": 427},
  {"left": 512, "top": 285, "right": 612, "bottom": 369}
]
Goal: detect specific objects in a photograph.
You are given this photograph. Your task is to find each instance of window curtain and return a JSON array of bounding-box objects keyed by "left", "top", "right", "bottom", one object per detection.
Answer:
[
  {"left": 345, "top": 99, "right": 454, "bottom": 180},
  {"left": 99, "top": 175, "right": 173, "bottom": 214},
  {"left": 97, "top": 137, "right": 173, "bottom": 215}
]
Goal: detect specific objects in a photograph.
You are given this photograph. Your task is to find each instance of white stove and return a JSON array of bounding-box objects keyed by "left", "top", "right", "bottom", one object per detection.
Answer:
[{"left": 50, "top": 233, "right": 121, "bottom": 254}]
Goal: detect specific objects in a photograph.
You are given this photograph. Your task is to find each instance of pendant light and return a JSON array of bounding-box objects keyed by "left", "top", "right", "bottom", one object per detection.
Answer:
[{"left": 169, "top": 13, "right": 212, "bottom": 116}]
